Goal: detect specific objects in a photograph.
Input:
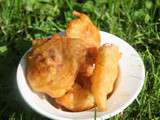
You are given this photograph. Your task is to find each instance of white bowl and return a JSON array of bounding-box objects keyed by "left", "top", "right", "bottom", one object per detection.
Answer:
[{"left": 17, "top": 31, "right": 145, "bottom": 120}]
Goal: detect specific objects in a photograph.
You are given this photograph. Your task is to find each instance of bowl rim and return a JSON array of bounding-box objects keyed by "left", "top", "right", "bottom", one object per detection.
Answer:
[{"left": 16, "top": 31, "right": 145, "bottom": 120}]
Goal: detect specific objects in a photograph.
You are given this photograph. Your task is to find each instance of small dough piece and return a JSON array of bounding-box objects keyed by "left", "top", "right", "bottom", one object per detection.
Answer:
[
  {"left": 55, "top": 84, "right": 95, "bottom": 112},
  {"left": 91, "top": 44, "right": 121, "bottom": 111},
  {"left": 65, "top": 11, "right": 100, "bottom": 76},
  {"left": 65, "top": 11, "right": 100, "bottom": 47}
]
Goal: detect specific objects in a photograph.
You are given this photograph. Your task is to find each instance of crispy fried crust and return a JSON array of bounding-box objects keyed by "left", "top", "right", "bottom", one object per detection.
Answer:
[
  {"left": 91, "top": 44, "right": 121, "bottom": 111},
  {"left": 65, "top": 11, "right": 100, "bottom": 47},
  {"left": 55, "top": 84, "right": 95, "bottom": 112},
  {"left": 27, "top": 34, "right": 98, "bottom": 98},
  {"left": 26, "top": 11, "right": 122, "bottom": 112},
  {"left": 65, "top": 11, "right": 100, "bottom": 76},
  {"left": 27, "top": 36, "right": 79, "bottom": 98}
]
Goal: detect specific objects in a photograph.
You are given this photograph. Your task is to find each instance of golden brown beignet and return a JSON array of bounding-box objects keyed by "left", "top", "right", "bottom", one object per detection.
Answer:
[
  {"left": 27, "top": 36, "right": 79, "bottom": 98},
  {"left": 65, "top": 11, "right": 100, "bottom": 77},
  {"left": 55, "top": 84, "right": 94, "bottom": 112},
  {"left": 91, "top": 44, "right": 121, "bottom": 111}
]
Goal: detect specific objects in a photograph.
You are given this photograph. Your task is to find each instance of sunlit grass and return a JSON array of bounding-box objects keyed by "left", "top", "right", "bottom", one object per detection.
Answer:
[{"left": 0, "top": 0, "right": 160, "bottom": 119}]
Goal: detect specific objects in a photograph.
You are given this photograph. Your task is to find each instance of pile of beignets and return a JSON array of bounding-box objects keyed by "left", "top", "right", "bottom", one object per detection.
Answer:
[{"left": 26, "top": 11, "right": 121, "bottom": 112}]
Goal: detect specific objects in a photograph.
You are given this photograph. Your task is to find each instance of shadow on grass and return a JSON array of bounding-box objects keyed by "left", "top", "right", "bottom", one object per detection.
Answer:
[{"left": 0, "top": 40, "right": 49, "bottom": 120}]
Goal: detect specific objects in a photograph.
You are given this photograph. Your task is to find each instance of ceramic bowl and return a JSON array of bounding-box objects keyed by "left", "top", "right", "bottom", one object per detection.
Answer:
[{"left": 17, "top": 31, "right": 145, "bottom": 120}]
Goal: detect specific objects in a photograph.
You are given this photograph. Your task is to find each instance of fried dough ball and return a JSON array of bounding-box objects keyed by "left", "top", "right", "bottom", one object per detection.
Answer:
[
  {"left": 27, "top": 36, "right": 79, "bottom": 98},
  {"left": 65, "top": 11, "right": 100, "bottom": 76},
  {"left": 27, "top": 33, "right": 98, "bottom": 98},
  {"left": 65, "top": 11, "right": 100, "bottom": 47},
  {"left": 91, "top": 44, "right": 121, "bottom": 111},
  {"left": 55, "top": 84, "right": 95, "bottom": 112}
]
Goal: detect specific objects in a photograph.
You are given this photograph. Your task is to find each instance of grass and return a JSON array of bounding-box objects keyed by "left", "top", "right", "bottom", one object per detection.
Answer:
[{"left": 0, "top": 0, "right": 160, "bottom": 119}]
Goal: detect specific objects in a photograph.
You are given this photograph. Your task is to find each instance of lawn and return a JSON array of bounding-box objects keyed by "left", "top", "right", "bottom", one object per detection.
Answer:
[{"left": 0, "top": 0, "right": 160, "bottom": 119}]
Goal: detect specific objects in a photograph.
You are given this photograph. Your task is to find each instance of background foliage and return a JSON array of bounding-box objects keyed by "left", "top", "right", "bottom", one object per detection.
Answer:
[{"left": 0, "top": 0, "right": 160, "bottom": 119}]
